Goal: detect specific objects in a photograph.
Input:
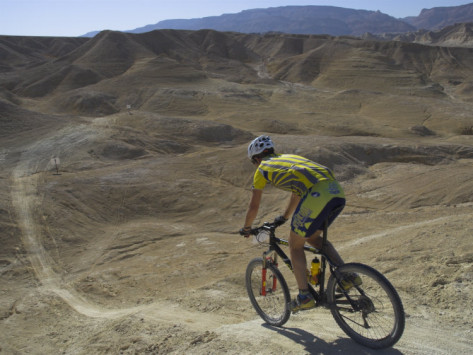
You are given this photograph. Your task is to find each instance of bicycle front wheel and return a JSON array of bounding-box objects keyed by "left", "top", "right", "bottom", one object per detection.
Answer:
[
  {"left": 245, "top": 257, "right": 291, "bottom": 327},
  {"left": 327, "top": 263, "right": 405, "bottom": 349}
]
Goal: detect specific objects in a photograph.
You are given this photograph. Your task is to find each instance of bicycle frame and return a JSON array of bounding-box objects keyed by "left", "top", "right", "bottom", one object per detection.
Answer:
[
  {"left": 257, "top": 219, "right": 336, "bottom": 305},
  {"left": 247, "top": 212, "right": 406, "bottom": 348}
]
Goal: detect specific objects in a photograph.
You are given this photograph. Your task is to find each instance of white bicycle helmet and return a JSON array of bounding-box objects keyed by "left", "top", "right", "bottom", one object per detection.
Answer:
[{"left": 247, "top": 135, "right": 274, "bottom": 159}]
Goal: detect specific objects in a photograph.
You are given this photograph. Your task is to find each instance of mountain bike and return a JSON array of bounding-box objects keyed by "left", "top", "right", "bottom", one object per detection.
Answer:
[{"left": 245, "top": 213, "right": 405, "bottom": 349}]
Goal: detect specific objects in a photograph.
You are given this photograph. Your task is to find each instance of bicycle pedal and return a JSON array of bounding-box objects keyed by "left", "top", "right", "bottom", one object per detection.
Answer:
[
  {"left": 289, "top": 301, "right": 300, "bottom": 314},
  {"left": 290, "top": 297, "right": 316, "bottom": 313}
]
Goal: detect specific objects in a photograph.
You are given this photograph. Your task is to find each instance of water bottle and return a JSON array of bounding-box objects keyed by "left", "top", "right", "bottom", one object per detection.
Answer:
[{"left": 309, "top": 257, "right": 320, "bottom": 285}]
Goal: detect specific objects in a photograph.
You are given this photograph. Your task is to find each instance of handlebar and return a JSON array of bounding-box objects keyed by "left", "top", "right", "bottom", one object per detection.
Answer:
[
  {"left": 249, "top": 222, "right": 278, "bottom": 236},
  {"left": 238, "top": 219, "right": 285, "bottom": 237}
]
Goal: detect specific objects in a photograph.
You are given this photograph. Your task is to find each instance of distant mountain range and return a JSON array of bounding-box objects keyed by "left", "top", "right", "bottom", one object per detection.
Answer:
[
  {"left": 83, "top": 3, "right": 473, "bottom": 38},
  {"left": 403, "top": 2, "right": 473, "bottom": 29}
]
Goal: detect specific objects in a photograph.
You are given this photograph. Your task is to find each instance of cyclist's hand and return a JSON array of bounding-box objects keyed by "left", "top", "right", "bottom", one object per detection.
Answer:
[
  {"left": 239, "top": 227, "right": 251, "bottom": 238},
  {"left": 273, "top": 215, "right": 288, "bottom": 227}
]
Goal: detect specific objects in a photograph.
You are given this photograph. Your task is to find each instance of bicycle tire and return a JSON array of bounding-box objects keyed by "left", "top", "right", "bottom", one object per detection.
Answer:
[
  {"left": 245, "top": 257, "right": 291, "bottom": 327},
  {"left": 327, "top": 262, "right": 405, "bottom": 349}
]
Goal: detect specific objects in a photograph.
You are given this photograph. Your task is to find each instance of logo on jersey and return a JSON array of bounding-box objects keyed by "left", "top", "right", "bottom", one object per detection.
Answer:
[{"left": 328, "top": 182, "right": 340, "bottom": 195}]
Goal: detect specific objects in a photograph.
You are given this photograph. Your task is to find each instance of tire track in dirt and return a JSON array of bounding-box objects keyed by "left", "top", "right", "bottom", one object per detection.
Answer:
[{"left": 338, "top": 215, "right": 459, "bottom": 252}]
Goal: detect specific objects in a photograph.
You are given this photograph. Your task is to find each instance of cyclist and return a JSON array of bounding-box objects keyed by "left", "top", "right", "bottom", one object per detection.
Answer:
[{"left": 240, "top": 135, "right": 353, "bottom": 312}]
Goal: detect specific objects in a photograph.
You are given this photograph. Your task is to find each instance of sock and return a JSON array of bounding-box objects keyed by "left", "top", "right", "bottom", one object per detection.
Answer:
[{"left": 299, "top": 289, "right": 310, "bottom": 300}]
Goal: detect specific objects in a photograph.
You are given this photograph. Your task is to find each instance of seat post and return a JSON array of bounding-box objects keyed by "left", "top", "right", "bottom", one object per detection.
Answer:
[
  {"left": 322, "top": 218, "right": 329, "bottom": 247},
  {"left": 322, "top": 205, "right": 343, "bottom": 248},
  {"left": 318, "top": 217, "right": 330, "bottom": 302}
]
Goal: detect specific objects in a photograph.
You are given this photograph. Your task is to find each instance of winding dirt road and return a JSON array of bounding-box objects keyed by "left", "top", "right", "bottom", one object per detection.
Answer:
[{"left": 9, "top": 123, "right": 473, "bottom": 354}]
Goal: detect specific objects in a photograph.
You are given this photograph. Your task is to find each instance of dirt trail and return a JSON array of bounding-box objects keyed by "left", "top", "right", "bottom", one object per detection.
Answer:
[
  {"left": 8, "top": 123, "right": 473, "bottom": 354},
  {"left": 338, "top": 215, "right": 463, "bottom": 251},
  {"left": 11, "top": 126, "right": 136, "bottom": 319},
  {"left": 9, "top": 124, "right": 235, "bottom": 329}
]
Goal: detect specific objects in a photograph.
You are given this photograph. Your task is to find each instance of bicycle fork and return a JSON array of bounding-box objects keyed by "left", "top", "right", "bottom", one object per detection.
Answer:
[{"left": 261, "top": 251, "right": 278, "bottom": 296}]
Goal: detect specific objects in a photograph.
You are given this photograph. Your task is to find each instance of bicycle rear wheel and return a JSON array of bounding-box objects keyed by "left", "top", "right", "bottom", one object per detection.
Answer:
[
  {"left": 245, "top": 257, "right": 291, "bottom": 327},
  {"left": 327, "top": 263, "right": 405, "bottom": 349}
]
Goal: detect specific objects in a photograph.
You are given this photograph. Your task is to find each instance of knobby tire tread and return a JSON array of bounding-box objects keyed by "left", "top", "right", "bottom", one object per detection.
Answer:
[
  {"left": 327, "top": 262, "right": 405, "bottom": 349},
  {"left": 245, "top": 257, "right": 291, "bottom": 327}
]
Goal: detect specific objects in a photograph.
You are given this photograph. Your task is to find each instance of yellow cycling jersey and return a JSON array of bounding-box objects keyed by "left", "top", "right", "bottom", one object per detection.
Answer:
[{"left": 252, "top": 154, "right": 336, "bottom": 196}]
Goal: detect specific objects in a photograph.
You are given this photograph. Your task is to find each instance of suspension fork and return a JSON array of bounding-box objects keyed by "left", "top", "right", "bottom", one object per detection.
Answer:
[{"left": 261, "top": 250, "right": 278, "bottom": 296}]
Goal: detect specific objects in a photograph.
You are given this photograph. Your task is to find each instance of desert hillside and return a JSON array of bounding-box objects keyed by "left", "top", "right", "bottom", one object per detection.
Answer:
[
  {"left": 370, "top": 22, "right": 473, "bottom": 48},
  {"left": 1, "top": 29, "right": 473, "bottom": 354}
]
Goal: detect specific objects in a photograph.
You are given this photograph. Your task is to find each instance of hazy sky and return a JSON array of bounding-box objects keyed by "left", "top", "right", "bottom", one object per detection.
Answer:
[{"left": 1, "top": 0, "right": 472, "bottom": 37}]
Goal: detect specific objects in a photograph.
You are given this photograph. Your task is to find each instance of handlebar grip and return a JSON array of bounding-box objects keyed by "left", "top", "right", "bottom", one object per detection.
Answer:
[{"left": 251, "top": 223, "right": 277, "bottom": 235}]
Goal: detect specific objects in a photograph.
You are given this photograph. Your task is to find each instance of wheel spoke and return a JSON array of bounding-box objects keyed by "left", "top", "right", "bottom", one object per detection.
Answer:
[
  {"left": 246, "top": 258, "right": 291, "bottom": 327},
  {"left": 327, "top": 263, "right": 405, "bottom": 349}
]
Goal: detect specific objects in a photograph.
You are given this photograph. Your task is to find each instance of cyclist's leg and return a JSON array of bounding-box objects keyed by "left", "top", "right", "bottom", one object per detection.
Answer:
[
  {"left": 306, "top": 232, "right": 344, "bottom": 266},
  {"left": 292, "top": 180, "right": 346, "bottom": 266},
  {"left": 289, "top": 230, "right": 316, "bottom": 311},
  {"left": 288, "top": 231, "right": 309, "bottom": 290},
  {"left": 289, "top": 229, "right": 343, "bottom": 287}
]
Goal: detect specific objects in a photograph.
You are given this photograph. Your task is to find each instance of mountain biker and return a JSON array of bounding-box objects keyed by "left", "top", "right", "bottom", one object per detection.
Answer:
[{"left": 240, "top": 135, "right": 350, "bottom": 312}]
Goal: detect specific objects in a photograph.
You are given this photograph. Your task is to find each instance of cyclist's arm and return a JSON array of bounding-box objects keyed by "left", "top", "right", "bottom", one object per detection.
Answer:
[
  {"left": 243, "top": 189, "right": 263, "bottom": 228},
  {"left": 282, "top": 192, "right": 301, "bottom": 220}
]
